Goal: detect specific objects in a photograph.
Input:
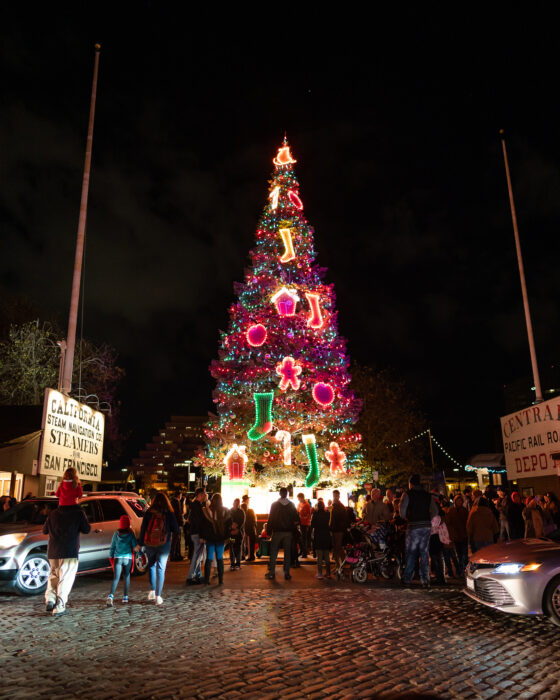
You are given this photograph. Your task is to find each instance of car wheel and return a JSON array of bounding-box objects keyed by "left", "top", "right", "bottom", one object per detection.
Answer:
[
  {"left": 14, "top": 553, "right": 50, "bottom": 595},
  {"left": 133, "top": 550, "right": 148, "bottom": 576},
  {"left": 544, "top": 575, "right": 560, "bottom": 626},
  {"left": 352, "top": 563, "right": 368, "bottom": 584}
]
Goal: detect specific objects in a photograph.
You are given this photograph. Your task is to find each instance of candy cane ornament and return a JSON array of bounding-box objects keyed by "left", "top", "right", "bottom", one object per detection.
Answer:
[{"left": 275, "top": 430, "right": 292, "bottom": 465}]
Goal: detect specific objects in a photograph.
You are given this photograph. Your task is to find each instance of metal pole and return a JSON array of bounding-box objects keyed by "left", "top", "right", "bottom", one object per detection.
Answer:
[
  {"left": 61, "top": 44, "right": 101, "bottom": 394},
  {"left": 500, "top": 130, "right": 543, "bottom": 403}
]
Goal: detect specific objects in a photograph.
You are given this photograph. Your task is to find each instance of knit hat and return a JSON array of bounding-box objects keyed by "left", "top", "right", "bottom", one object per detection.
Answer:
[{"left": 119, "top": 515, "right": 131, "bottom": 530}]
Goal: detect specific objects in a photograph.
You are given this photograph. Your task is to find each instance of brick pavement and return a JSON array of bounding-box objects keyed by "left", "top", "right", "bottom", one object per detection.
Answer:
[{"left": 1, "top": 558, "right": 560, "bottom": 700}]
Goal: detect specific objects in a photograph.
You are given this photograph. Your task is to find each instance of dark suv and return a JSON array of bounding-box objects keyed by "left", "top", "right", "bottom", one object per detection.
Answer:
[{"left": 0, "top": 492, "right": 148, "bottom": 595}]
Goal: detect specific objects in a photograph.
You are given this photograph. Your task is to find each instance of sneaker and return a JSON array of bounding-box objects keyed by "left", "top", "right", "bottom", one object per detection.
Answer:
[
  {"left": 315, "top": 574, "right": 324, "bottom": 579},
  {"left": 284, "top": 573, "right": 292, "bottom": 580},
  {"left": 45, "top": 600, "right": 55, "bottom": 613},
  {"left": 264, "top": 572, "right": 275, "bottom": 580},
  {"left": 52, "top": 598, "right": 67, "bottom": 616},
  {"left": 186, "top": 578, "right": 198, "bottom": 586},
  {"left": 106, "top": 595, "right": 114, "bottom": 607},
  {"left": 122, "top": 596, "right": 128, "bottom": 604},
  {"left": 230, "top": 565, "right": 236, "bottom": 571},
  {"left": 147, "top": 590, "right": 156, "bottom": 601},
  {"left": 155, "top": 596, "right": 163, "bottom": 605}
]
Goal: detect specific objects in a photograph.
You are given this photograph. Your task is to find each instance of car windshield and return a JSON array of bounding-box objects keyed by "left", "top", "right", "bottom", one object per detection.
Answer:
[
  {"left": 0, "top": 500, "right": 58, "bottom": 524},
  {"left": 126, "top": 498, "right": 147, "bottom": 515}
]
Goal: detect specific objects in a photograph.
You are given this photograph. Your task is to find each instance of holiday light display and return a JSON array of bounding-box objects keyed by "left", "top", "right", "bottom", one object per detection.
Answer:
[
  {"left": 325, "top": 442, "right": 346, "bottom": 476},
  {"left": 312, "top": 382, "right": 335, "bottom": 407},
  {"left": 305, "top": 291, "right": 324, "bottom": 329},
  {"left": 275, "top": 430, "right": 292, "bottom": 465},
  {"left": 288, "top": 190, "right": 304, "bottom": 210},
  {"left": 279, "top": 228, "right": 296, "bottom": 263},
  {"left": 302, "top": 434, "right": 320, "bottom": 487},
  {"left": 273, "top": 146, "right": 296, "bottom": 167},
  {"left": 247, "top": 323, "right": 267, "bottom": 347},
  {"left": 198, "top": 139, "right": 362, "bottom": 487},
  {"left": 247, "top": 392, "right": 274, "bottom": 441},
  {"left": 271, "top": 287, "right": 299, "bottom": 316},
  {"left": 224, "top": 444, "right": 249, "bottom": 480}
]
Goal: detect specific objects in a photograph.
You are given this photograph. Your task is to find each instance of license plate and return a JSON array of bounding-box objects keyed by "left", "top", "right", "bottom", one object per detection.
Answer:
[{"left": 466, "top": 577, "right": 474, "bottom": 590}]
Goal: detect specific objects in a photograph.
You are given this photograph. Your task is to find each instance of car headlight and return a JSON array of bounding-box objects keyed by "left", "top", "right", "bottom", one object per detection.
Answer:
[
  {"left": 0, "top": 533, "right": 28, "bottom": 549},
  {"left": 492, "top": 562, "right": 542, "bottom": 574}
]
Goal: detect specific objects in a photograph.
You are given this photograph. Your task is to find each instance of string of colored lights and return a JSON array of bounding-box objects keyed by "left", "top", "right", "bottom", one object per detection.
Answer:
[{"left": 198, "top": 140, "right": 363, "bottom": 482}]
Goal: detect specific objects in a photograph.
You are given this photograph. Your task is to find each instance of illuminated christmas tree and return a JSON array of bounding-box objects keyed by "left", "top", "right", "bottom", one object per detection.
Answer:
[{"left": 199, "top": 140, "right": 361, "bottom": 489}]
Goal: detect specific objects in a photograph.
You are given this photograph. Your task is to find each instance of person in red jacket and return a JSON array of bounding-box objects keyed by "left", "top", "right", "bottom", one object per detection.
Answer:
[
  {"left": 55, "top": 467, "right": 83, "bottom": 506},
  {"left": 297, "top": 493, "right": 312, "bottom": 557}
]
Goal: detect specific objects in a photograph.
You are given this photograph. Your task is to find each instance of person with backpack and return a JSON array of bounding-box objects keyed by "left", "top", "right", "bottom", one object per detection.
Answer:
[
  {"left": 139, "top": 492, "right": 178, "bottom": 605},
  {"left": 265, "top": 487, "right": 299, "bottom": 580},
  {"left": 106, "top": 515, "right": 140, "bottom": 606},
  {"left": 200, "top": 493, "right": 232, "bottom": 585}
]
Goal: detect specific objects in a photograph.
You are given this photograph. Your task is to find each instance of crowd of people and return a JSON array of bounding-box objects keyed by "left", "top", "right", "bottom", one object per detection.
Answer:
[{"left": 20, "top": 466, "right": 560, "bottom": 614}]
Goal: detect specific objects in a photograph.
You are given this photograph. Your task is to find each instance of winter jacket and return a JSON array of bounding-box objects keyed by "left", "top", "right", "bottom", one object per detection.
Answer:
[
  {"left": 242, "top": 505, "right": 257, "bottom": 536},
  {"left": 230, "top": 506, "right": 246, "bottom": 537},
  {"left": 200, "top": 505, "right": 232, "bottom": 544},
  {"left": 171, "top": 496, "right": 184, "bottom": 527},
  {"left": 297, "top": 501, "right": 312, "bottom": 526},
  {"left": 188, "top": 499, "right": 205, "bottom": 536},
  {"left": 445, "top": 505, "right": 468, "bottom": 543},
  {"left": 311, "top": 509, "right": 332, "bottom": 550},
  {"left": 268, "top": 498, "right": 299, "bottom": 534},
  {"left": 364, "top": 499, "right": 391, "bottom": 525},
  {"left": 139, "top": 510, "right": 178, "bottom": 547},
  {"left": 43, "top": 505, "right": 91, "bottom": 559},
  {"left": 110, "top": 530, "right": 138, "bottom": 560},
  {"left": 508, "top": 502, "right": 525, "bottom": 539},
  {"left": 329, "top": 501, "right": 348, "bottom": 533},
  {"left": 55, "top": 480, "right": 83, "bottom": 506},
  {"left": 466, "top": 504, "right": 498, "bottom": 542},
  {"left": 523, "top": 505, "right": 544, "bottom": 538}
]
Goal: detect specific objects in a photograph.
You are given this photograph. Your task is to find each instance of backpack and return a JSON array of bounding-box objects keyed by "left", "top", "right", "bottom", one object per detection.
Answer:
[{"left": 144, "top": 511, "right": 168, "bottom": 547}]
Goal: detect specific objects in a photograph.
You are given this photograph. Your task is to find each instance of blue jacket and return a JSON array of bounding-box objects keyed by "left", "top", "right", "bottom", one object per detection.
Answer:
[{"left": 110, "top": 530, "right": 137, "bottom": 560}]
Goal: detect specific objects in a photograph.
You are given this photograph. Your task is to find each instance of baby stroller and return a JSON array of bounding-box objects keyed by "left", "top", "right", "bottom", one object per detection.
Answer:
[{"left": 256, "top": 523, "right": 271, "bottom": 558}]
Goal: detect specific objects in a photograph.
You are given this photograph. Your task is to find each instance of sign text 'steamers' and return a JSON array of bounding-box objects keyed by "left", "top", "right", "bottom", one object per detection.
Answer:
[{"left": 39, "top": 388, "right": 105, "bottom": 482}]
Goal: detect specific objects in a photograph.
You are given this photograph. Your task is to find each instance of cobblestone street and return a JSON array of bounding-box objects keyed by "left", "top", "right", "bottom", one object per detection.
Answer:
[{"left": 1, "top": 559, "right": 560, "bottom": 700}]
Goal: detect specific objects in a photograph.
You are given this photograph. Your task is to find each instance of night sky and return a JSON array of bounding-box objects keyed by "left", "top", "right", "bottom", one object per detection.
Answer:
[{"left": 2, "top": 8, "right": 559, "bottom": 467}]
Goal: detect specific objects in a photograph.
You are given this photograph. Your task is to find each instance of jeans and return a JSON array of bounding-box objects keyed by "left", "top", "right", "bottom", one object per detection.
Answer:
[
  {"left": 187, "top": 534, "right": 205, "bottom": 581},
  {"left": 244, "top": 531, "right": 256, "bottom": 560},
  {"left": 110, "top": 558, "right": 132, "bottom": 597},
  {"left": 45, "top": 558, "right": 79, "bottom": 606},
  {"left": 402, "top": 527, "right": 431, "bottom": 584},
  {"left": 145, "top": 543, "right": 171, "bottom": 596},
  {"left": 206, "top": 542, "right": 225, "bottom": 561},
  {"left": 454, "top": 541, "right": 468, "bottom": 574},
  {"left": 269, "top": 531, "right": 292, "bottom": 575},
  {"left": 442, "top": 547, "right": 460, "bottom": 577},
  {"left": 499, "top": 520, "right": 510, "bottom": 542},
  {"left": 316, "top": 549, "right": 331, "bottom": 576}
]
